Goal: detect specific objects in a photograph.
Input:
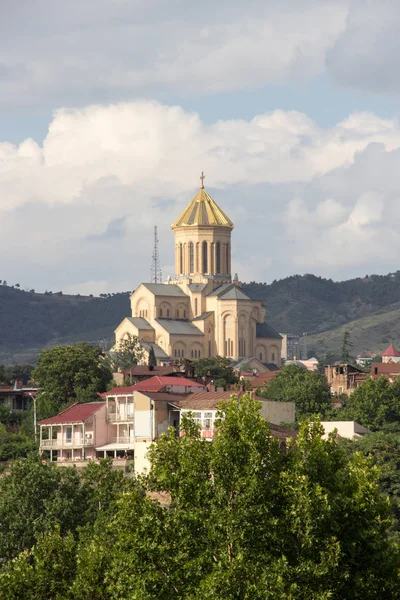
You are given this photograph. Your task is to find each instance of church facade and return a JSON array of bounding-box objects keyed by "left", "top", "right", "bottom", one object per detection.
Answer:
[{"left": 115, "top": 176, "right": 282, "bottom": 366}]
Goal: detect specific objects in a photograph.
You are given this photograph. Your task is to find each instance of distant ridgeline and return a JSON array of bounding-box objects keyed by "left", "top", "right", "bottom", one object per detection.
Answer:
[{"left": 3, "top": 270, "right": 400, "bottom": 363}]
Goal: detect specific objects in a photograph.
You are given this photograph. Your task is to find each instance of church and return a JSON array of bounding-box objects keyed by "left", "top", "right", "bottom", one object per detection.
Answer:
[{"left": 115, "top": 174, "right": 282, "bottom": 366}]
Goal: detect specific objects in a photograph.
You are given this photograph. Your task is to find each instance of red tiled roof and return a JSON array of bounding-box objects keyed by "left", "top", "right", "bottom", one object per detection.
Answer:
[
  {"left": 382, "top": 344, "right": 400, "bottom": 357},
  {"left": 132, "top": 376, "right": 205, "bottom": 393},
  {"left": 38, "top": 402, "right": 105, "bottom": 425},
  {"left": 123, "top": 365, "right": 177, "bottom": 376},
  {"left": 106, "top": 385, "right": 136, "bottom": 396},
  {"left": 250, "top": 371, "right": 280, "bottom": 388}
]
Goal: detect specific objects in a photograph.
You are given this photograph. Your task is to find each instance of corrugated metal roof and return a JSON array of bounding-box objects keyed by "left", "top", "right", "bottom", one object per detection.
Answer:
[
  {"left": 156, "top": 319, "right": 203, "bottom": 335},
  {"left": 172, "top": 188, "right": 234, "bottom": 229},
  {"left": 39, "top": 402, "right": 105, "bottom": 425}
]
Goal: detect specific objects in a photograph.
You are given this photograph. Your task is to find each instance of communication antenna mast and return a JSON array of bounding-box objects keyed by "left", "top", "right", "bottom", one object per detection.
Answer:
[{"left": 150, "top": 226, "right": 162, "bottom": 283}]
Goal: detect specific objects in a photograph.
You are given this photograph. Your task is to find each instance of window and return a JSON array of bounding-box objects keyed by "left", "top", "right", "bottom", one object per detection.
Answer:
[
  {"left": 167, "top": 309, "right": 170, "bottom": 318},
  {"left": 226, "top": 243, "right": 230, "bottom": 273},
  {"left": 179, "top": 243, "right": 183, "bottom": 274},
  {"left": 202, "top": 241, "right": 208, "bottom": 273},
  {"left": 66, "top": 426, "right": 72, "bottom": 441},
  {"left": 183, "top": 310, "right": 186, "bottom": 318},
  {"left": 159, "top": 308, "right": 163, "bottom": 317},
  {"left": 176, "top": 310, "right": 179, "bottom": 318},
  {"left": 271, "top": 352, "right": 275, "bottom": 362},
  {"left": 259, "top": 352, "right": 263, "bottom": 361},
  {"left": 189, "top": 242, "right": 194, "bottom": 273},
  {"left": 208, "top": 340, "right": 211, "bottom": 356},
  {"left": 195, "top": 298, "right": 198, "bottom": 316},
  {"left": 216, "top": 242, "right": 221, "bottom": 273}
]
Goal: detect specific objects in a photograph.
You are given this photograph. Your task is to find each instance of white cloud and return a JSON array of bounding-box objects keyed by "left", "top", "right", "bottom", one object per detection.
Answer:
[
  {"left": 2, "top": 100, "right": 400, "bottom": 291},
  {"left": 0, "top": 0, "right": 348, "bottom": 107},
  {"left": 326, "top": 2, "right": 400, "bottom": 93}
]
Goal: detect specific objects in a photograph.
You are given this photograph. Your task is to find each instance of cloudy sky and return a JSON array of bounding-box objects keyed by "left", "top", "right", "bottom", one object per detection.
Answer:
[{"left": 2, "top": 0, "right": 400, "bottom": 294}]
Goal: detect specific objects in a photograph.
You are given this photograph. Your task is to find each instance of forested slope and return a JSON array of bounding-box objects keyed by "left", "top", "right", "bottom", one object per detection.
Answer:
[{"left": 2, "top": 270, "right": 400, "bottom": 363}]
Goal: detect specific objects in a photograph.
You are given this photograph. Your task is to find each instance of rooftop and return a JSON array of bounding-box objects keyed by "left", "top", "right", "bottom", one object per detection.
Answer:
[
  {"left": 126, "top": 317, "right": 154, "bottom": 330},
  {"left": 39, "top": 402, "right": 105, "bottom": 425},
  {"left": 171, "top": 183, "right": 234, "bottom": 229},
  {"left": 382, "top": 344, "right": 400, "bottom": 357},
  {"left": 155, "top": 319, "right": 203, "bottom": 336},
  {"left": 141, "top": 283, "right": 188, "bottom": 297},
  {"left": 256, "top": 322, "right": 282, "bottom": 340},
  {"left": 133, "top": 376, "right": 205, "bottom": 393}
]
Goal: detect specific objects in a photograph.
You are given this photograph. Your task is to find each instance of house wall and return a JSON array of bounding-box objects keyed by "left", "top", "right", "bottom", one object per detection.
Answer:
[
  {"left": 320, "top": 421, "right": 369, "bottom": 440},
  {"left": 259, "top": 399, "right": 295, "bottom": 425},
  {"left": 134, "top": 441, "right": 152, "bottom": 474},
  {"left": 134, "top": 392, "right": 152, "bottom": 440}
]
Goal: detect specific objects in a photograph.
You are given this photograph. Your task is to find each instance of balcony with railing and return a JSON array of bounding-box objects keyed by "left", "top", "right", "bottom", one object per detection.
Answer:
[
  {"left": 107, "top": 411, "right": 134, "bottom": 423},
  {"left": 109, "top": 436, "right": 133, "bottom": 444},
  {"left": 41, "top": 437, "right": 94, "bottom": 448}
]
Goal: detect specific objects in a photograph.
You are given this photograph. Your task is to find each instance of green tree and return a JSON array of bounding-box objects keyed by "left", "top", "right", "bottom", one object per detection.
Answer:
[
  {"left": 148, "top": 344, "right": 157, "bottom": 368},
  {"left": 342, "top": 376, "right": 400, "bottom": 430},
  {"left": 0, "top": 455, "right": 86, "bottom": 561},
  {"left": 260, "top": 364, "right": 332, "bottom": 419},
  {"left": 340, "top": 431, "right": 400, "bottom": 533},
  {"left": 194, "top": 356, "right": 238, "bottom": 387},
  {"left": 33, "top": 343, "right": 112, "bottom": 418},
  {"left": 111, "top": 333, "right": 145, "bottom": 372},
  {"left": 68, "top": 398, "right": 400, "bottom": 599}
]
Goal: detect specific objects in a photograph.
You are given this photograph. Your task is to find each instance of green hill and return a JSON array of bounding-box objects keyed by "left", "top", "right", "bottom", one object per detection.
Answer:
[{"left": 2, "top": 270, "right": 400, "bottom": 363}]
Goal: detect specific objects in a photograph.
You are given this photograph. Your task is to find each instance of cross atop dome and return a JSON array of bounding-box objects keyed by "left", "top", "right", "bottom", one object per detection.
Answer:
[{"left": 200, "top": 171, "right": 205, "bottom": 189}]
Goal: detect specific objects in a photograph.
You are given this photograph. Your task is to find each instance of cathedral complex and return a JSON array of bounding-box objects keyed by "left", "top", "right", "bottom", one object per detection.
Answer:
[{"left": 115, "top": 174, "right": 282, "bottom": 366}]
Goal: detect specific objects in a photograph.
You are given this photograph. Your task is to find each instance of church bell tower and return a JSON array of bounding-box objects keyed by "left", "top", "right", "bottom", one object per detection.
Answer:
[{"left": 171, "top": 172, "right": 234, "bottom": 285}]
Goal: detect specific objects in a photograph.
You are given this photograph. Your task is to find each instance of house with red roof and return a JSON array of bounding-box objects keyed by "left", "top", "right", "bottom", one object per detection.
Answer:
[
  {"left": 382, "top": 344, "right": 400, "bottom": 364},
  {"left": 39, "top": 402, "right": 107, "bottom": 463},
  {"left": 38, "top": 374, "right": 295, "bottom": 472}
]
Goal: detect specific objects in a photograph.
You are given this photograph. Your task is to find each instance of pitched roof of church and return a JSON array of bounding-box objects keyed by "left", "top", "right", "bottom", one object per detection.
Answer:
[
  {"left": 142, "top": 283, "right": 188, "bottom": 297},
  {"left": 140, "top": 342, "right": 170, "bottom": 360},
  {"left": 256, "top": 322, "right": 282, "bottom": 340},
  {"left": 193, "top": 311, "right": 214, "bottom": 321},
  {"left": 207, "top": 283, "right": 252, "bottom": 300},
  {"left": 155, "top": 319, "right": 203, "bottom": 336},
  {"left": 126, "top": 317, "right": 154, "bottom": 330},
  {"left": 171, "top": 187, "right": 234, "bottom": 229}
]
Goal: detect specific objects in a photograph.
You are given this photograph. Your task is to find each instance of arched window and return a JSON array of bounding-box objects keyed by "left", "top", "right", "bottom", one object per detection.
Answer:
[
  {"left": 179, "top": 243, "right": 183, "bottom": 274},
  {"left": 195, "top": 298, "right": 198, "bottom": 316},
  {"left": 272, "top": 352, "right": 275, "bottom": 362},
  {"left": 159, "top": 308, "right": 163, "bottom": 317},
  {"left": 189, "top": 242, "right": 194, "bottom": 273},
  {"left": 216, "top": 242, "right": 221, "bottom": 273},
  {"left": 202, "top": 241, "right": 208, "bottom": 273},
  {"left": 226, "top": 243, "right": 230, "bottom": 274}
]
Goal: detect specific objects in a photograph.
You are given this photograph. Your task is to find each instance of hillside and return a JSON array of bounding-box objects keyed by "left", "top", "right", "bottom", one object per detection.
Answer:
[{"left": 2, "top": 271, "right": 400, "bottom": 363}]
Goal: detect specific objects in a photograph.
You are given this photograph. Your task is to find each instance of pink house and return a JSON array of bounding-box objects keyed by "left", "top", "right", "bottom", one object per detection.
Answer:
[{"left": 39, "top": 402, "right": 107, "bottom": 462}]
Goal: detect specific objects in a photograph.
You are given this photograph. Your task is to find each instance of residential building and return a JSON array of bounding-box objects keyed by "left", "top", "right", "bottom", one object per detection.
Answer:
[
  {"left": 0, "top": 380, "right": 38, "bottom": 411},
  {"left": 382, "top": 344, "right": 400, "bottom": 364},
  {"left": 370, "top": 362, "right": 400, "bottom": 381},
  {"left": 39, "top": 402, "right": 108, "bottom": 463},
  {"left": 39, "top": 374, "right": 295, "bottom": 473},
  {"left": 324, "top": 364, "right": 367, "bottom": 396},
  {"left": 320, "top": 421, "right": 369, "bottom": 440},
  {"left": 114, "top": 175, "right": 282, "bottom": 366},
  {"left": 280, "top": 333, "right": 300, "bottom": 360},
  {"left": 355, "top": 352, "right": 374, "bottom": 367}
]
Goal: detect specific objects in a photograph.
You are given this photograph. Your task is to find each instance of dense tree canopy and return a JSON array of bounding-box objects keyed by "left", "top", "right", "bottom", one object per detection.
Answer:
[
  {"left": 33, "top": 343, "right": 113, "bottom": 418},
  {"left": 194, "top": 356, "right": 238, "bottom": 387},
  {"left": 111, "top": 333, "right": 145, "bottom": 372},
  {"left": 341, "top": 377, "right": 400, "bottom": 430},
  {"left": 260, "top": 364, "right": 332, "bottom": 420},
  {"left": 0, "top": 397, "right": 399, "bottom": 599}
]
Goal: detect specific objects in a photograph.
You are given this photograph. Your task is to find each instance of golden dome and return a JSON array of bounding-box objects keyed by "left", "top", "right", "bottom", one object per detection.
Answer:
[{"left": 172, "top": 175, "right": 234, "bottom": 229}]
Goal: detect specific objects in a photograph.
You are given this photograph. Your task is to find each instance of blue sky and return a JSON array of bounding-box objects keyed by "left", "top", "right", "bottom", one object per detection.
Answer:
[{"left": 2, "top": 0, "right": 400, "bottom": 294}]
